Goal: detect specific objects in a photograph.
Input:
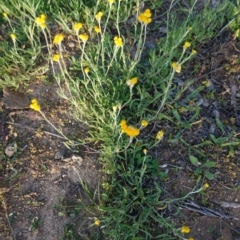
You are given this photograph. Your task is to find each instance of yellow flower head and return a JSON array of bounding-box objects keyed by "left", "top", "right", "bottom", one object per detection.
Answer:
[
  {"left": 10, "top": 33, "right": 16, "bottom": 41},
  {"left": 156, "top": 130, "right": 164, "bottom": 140},
  {"left": 191, "top": 49, "right": 197, "bottom": 54},
  {"left": 30, "top": 98, "right": 41, "bottom": 111},
  {"left": 203, "top": 183, "right": 209, "bottom": 189},
  {"left": 138, "top": 9, "right": 152, "bottom": 24},
  {"left": 183, "top": 41, "right": 191, "bottom": 50},
  {"left": 95, "top": 12, "right": 103, "bottom": 21},
  {"left": 52, "top": 54, "right": 60, "bottom": 62},
  {"left": 181, "top": 226, "right": 190, "bottom": 234},
  {"left": 114, "top": 36, "right": 123, "bottom": 47},
  {"left": 124, "top": 126, "right": 140, "bottom": 138},
  {"left": 94, "top": 26, "right": 101, "bottom": 33},
  {"left": 84, "top": 67, "right": 90, "bottom": 74},
  {"left": 3, "top": 12, "right": 7, "bottom": 18},
  {"left": 120, "top": 120, "right": 128, "bottom": 133},
  {"left": 73, "top": 22, "right": 83, "bottom": 32},
  {"left": 53, "top": 33, "right": 64, "bottom": 45},
  {"left": 79, "top": 33, "right": 89, "bottom": 42},
  {"left": 143, "top": 148, "right": 148, "bottom": 155},
  {"left": 94, "top": 219, "right": 100, "bottom": 226},
  {"left": 35, "top": 14, "right": 47, "bottom": 29},
  {"left": 188, "top": 238, "right": 194, "bottom": 240},
  {"left": 141, "top": 120, "right": 148, "bottom": 127},
  {"left": 126, "top": 77, "right": 138, "bottom": 87},
  {"left": 108, "top": 0, "right": 115, "bottom": 4},
  {"left": 172, "top": 62, "right": 181, "bottom": 73}
]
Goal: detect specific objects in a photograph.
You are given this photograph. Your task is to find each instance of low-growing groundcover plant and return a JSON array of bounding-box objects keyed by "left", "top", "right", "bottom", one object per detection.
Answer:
[{"left": 0, "top": 0, "right": 239, "bottom": 239}]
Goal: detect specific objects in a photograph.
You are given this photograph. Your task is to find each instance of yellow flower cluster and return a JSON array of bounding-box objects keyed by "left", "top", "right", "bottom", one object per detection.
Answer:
[
  {"left": 35, "top": 14, "right": 47, "bottom": 29},
  {"left": 30, "top": 99, "right": 41, "bottom": 111},
  {"left": 141, "top": 120, "right": 148, "bottom": 127},
  {"left": 79, "top": 33, "right": 89, "bottom": 42},
  {"left": 10, "top": 33, "right": 16, "bottom": 41},
  {"left": 120, "top": 120, "right": 140, "bottom": 138},
  {"left": 94, "top": 26, "right": 101, "bottom": 33},
  {"left": 172, "top": 62, "right": 181, "bottom": 73},
  {"left": 126, "top": 77, "right": 138, "bottom": 87},
  {"left": 95, "top": 12, "right": 103, "bottom": 21},
  {"left": 53, "top": 33, "right": 64, "bottom": 45},
  {"left": 137, "top": 9, "right": 152, "bottom": 24},
  {"left": 114, "top": 36, "right": 123, "bottom": 47},
  {"left": 52, "top": 54, "right": 60, "bottom": 62},
  {"left": 181, "top": 226, "right": 190, "bottom": 233},
  {"left": 156, "top": 130, "right": 164, "bottom": 140},
  {"left": 73, "top": 22, "right": 83, "bottom": 32},
  {"left": 183, "top": 41, "right": 191, "bottom": 50}
]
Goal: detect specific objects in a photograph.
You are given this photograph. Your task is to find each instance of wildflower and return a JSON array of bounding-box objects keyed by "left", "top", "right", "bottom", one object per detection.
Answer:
[
  {"left": 52, "top": 54, "right": 60, "bottom": 62},
  {"left": 79, "top": 33, "right": 89, "bottom": 42},
  {"left": 203, "top": 183, "right": 209, "bottom": 189},
  {"left": 143, "top": 148, "right": 148, "bottom": 155},
  {"left": 95, "top": 12, "right": 103, "bottom": 21},
  {"left": 53, "top": 33, "right": 64, "bottom": 45},
  {"left": 172, "top": 62, "right": 181, "bottom": 73},
  {"left": 94, "top": 219, "right": 100, "bottom": 226},
  {"left": 183, "top": 41, "right": 191, "bottom": 49},
  {"left": 94, "top": 26, "right": 101, "bottom": 33},
  {"left": 141, "top": 120, "right": 148, "bottom": 127},
  {"left": 35, "top": 14, "right": 47, "bottom": 29},
  {"left": 112, "top": 105, "right": 117, "bottom": 112},
  {"left": 124, "top": 126, "right": 140, "bottom": 138},
  {"left": 126, "top": 77, "right": 138, "bottom": 87},
  {"left": 3, "top": 12, "right": 7, "bottom": 18},
  {"left": 137, "top": 9, "right": 152, "bottom": 24},
  {"left": 188, "top": 238, "right": 194, "bottom": 240},
  {"left": 188, "top": 27, "right": 192, "bottom": 31},
  {"left": 181, "top": 226, "right": 190, "bottom": 234},
  {"left": 156, "top": 130, "right": 164, "bottom": 140},
  {"left": 191, "top": 49, "right": 197, "bottom": 54},
  {"left": 73, "top": 22, "right": 83, "bottom": 32},
  {"left": 84, "top": 67, "right": 90, "bottom": 74},
  {"left": 10, "top": 33, "right": 16, "bottom": 41},
  {"left": 114, "top": 36, "right": 123, "bottom": 47},
  {"left": 108, "top": 0, "right": 115, "bottom": 4},
  {"left": 30, "top": 99, "right": 41, "bottom": 111},
  {"left": 120, "top": 120, "right": 128, "bottom": 133},
  {"left": 120, "top": 120, "right": 140, "bottom": 137}
]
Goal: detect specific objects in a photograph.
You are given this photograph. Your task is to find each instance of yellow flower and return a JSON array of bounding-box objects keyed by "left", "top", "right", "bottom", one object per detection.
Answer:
[
  {"left": 120, "top": 120, "right": 128, "bottom": 133},
  {"left": 156, "top": 130, "right": 164, "bottom": 140},
  {"left": 143, "top": 9, "right": 152, "bottom": 18},
  {"left": 73, "top": 22, "right": 83, "bottom": 32},
  {"left": 114, "top": 36, "right": 123, "bottom": 47},
  {"left": 94, "top": 219, "right": 100, "bottom": 226},
  {"left": 53, "top": 33, "right": 64, "bottom": 45},
  {"left": 183, "top": 41, "right": 191, "bottom": 49},
  {"left": 10, "top": 33, "right": 16, "bottom": 41},
  {"left": 79, "top": 33, "right": 89, "bottom": 42},
  {"left": 141, "top": 120, "right": 148, "bottom": 127},
  {"left": 181, "top": 226, "right": 190, "bottom": 234},
  {"left": 35, "top": 14, "right": 47, "bottom": 29},
  {"left": 188, "top": 238, "right": 194, "bottom": 240},
  {"left": 108, "top": 0, "right": 115, "bottom": 3},
  {"left": 137, "top": 9, "right": 152, "bottom": 24},
  {"left": 191, "top": 49, "right": 197, "bottom": 54},
  {"left": 94, "top": 26, "right": 101, "bottom": 33},
  {"left": 126, "top": 77, "right": 138, "bottom": 87},
  {"left": 172, "top": 62, "right": 181, "bottom": 73},
  {"left": 125, "top": 126, "right": 140, "bottom": 138},
  {"left": 30, "top": 99, "right": 41, "bottom": 111},
  {"left": 52, "top": 54, "right": 60, "bottom": 62},
  {"left": 84, "top": 67, "right": 90, "bottom": 74},
  {"left": 143, "top": 148, "right": 148, "bottom": 155},
  {"left": 3, "top": 12, "right": 7, "bottom": 18},
  {"left": 95, "top": 12, "right": 103, "bottom": 21},
  {"left": 203, "top": 183, "right": 209, "bottom": 189}
]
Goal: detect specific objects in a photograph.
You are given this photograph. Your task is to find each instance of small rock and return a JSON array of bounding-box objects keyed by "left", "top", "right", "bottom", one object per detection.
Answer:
[{"left": 5, "top": 142, "right": 17, "bottom": 158}]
